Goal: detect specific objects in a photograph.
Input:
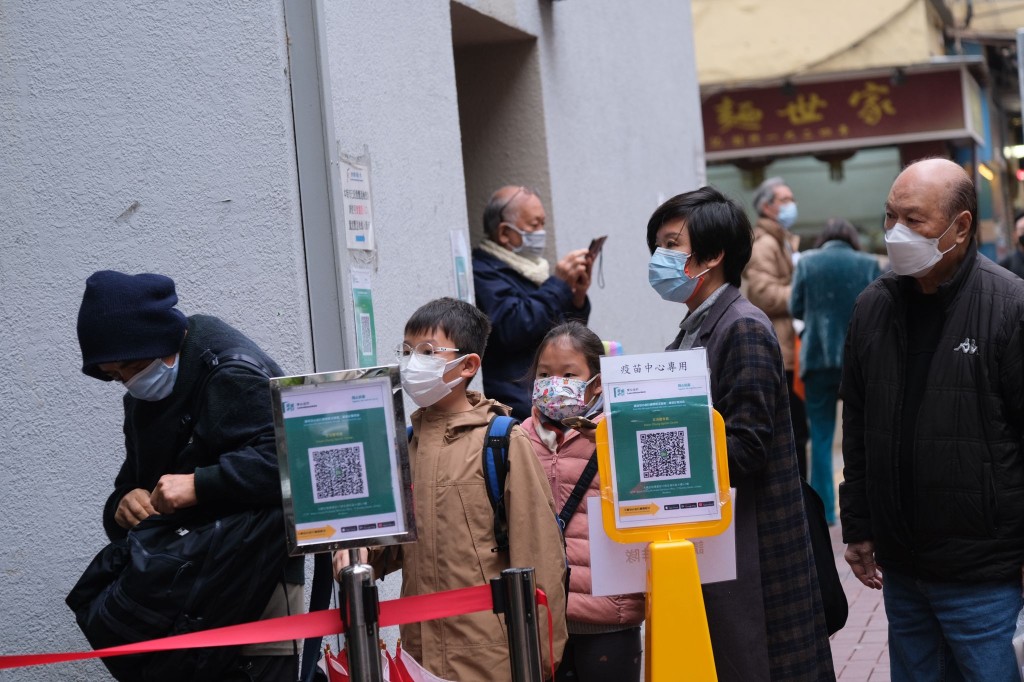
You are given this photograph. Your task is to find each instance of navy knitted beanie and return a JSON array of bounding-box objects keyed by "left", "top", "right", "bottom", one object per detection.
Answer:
[{"left": 77, "top": 271, "right": 188, "bottom": 380}]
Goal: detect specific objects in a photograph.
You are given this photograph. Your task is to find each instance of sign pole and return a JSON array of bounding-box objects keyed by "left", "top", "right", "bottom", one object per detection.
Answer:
[
  {"left": 646, "top": 541, "right": 717, "bottom": 681},
  {"left": 339, "top": 553, "right": 382, "bottom": 682}
]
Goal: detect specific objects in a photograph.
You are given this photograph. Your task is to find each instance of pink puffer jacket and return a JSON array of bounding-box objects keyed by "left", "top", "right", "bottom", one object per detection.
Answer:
[{"left": 522, "top": 412, "right": 645, "bottom": 629}]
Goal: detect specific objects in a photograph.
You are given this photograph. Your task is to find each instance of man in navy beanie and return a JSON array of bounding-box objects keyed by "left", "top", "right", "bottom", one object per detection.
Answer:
[{"left": 74, "top": 271, "right": 303, "bottom": 681}]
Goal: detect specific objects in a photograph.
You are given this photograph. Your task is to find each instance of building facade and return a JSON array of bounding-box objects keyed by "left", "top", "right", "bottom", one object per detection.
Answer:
[
  {"left": 692, "top": 0, "right": 1018, "bottom": 256},
  {"left": 0, "top": 1, "right": 704, "bottom": 677}
]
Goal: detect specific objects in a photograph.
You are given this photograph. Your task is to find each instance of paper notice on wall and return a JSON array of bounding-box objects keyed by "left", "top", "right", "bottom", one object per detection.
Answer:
[
  {"left": 339, "top": 155, "right": 374, "bottom": 251},
  {"left": 350, "top": 268, "right": 377, "bottom": 367},
  {"left": 450, "top": 229, "right": 473, "bottom": 304},
  {"left": 588, "top": 492, "right": 737, "bottom": 596}
]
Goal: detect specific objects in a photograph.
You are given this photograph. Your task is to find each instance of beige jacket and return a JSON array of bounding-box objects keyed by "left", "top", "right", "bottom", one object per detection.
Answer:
[
  {"left": 372, "top": 393, "right": 568, "bottom": 681},
  {"left": 743, "top": 216, "right": 796, "bottom": 369}
]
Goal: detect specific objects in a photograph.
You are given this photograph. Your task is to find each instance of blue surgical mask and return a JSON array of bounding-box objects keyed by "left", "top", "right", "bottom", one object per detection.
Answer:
[
  {"left": 506, "top": 224, "right": 547, "bottom": 259},
  {"left": 124, "top": 355, "right": 179, "bottom": 401},
  {"left": 776, "top": 201, "right": 798, "bottom": 229},
  {"left": 648, "top": 248, "right": 709, "bottom": 304}
]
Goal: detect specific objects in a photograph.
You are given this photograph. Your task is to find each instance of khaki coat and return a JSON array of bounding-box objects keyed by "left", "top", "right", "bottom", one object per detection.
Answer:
[
  {"left": 372, "top": 393, "right": 568, "bottom": 681},
  {"left": 742, "top": 216, "right": 796, "bottom": 369}
]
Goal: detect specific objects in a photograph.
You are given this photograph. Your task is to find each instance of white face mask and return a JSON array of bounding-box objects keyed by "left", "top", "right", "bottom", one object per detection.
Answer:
[
  {"left": 884, "top": 217, "right": 958, "bottom": 277},
  {"left": 400, "top": 353, "right": 467, "bottom": 407},
  {"left": 124, "top": 355, "right": 179, "bottom": 401},
  {"left": 505, "top": 224, "right": 547, "bottom": 259}
]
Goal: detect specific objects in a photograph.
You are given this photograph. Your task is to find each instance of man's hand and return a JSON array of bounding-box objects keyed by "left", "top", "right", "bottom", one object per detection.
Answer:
[
  {"left": 555, "top": 248, "right": 591, "bottom": 308},
  {"left": 333, "top": 548, "right": 369, "bottom": 581},
  {"left": 555, "top": 249, "right": 589, "bottom": 286},
  {"left": 150, "top": 474, "right": 198, "bottom": 514},
  {"left": 845, "top": 540, "right": 882, "bottom": 590},
  {"left": 114, "top": 488, "right": 158, "bottom": 529}
]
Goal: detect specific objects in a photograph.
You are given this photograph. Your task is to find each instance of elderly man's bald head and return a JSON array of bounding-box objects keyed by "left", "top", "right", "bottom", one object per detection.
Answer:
[
  {"left": 483, "top": 185, "right": 540, "bottom": 240},
  {"left": 893, "top": 158, "right": 977, "bottom": 238}
]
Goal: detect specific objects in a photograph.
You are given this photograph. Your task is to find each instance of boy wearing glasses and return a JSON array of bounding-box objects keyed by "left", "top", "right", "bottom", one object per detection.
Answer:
[{"left": 336, "top": 297, "right": 567, "bottom": 680}]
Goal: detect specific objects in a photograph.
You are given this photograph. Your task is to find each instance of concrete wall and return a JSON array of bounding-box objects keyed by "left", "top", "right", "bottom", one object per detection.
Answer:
[
  {"left": 534, "top": 0, "right": 707, "bottom": 351},
  {"left": 321, "top": 2, "right": 474, "bottom": 364},
  {"left": 0, "top": 2, "right": 309, "bottom": 679}
]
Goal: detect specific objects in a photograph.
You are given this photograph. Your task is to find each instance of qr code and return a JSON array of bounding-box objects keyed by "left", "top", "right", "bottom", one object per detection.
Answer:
[
  {"left": 358, "top": 313, "right": 373, "bottom": 355},
  {"left": 309, "top": 443, "right": 370, "bottom": 502},
  {"left": 636, "top": 428, "right": 691, "bottom": 481}
]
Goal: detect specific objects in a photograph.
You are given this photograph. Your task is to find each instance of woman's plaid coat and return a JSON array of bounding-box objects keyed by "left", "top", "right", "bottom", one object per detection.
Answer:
[{"left": 669, "top": 285, "right": 835, "bottom": 681}]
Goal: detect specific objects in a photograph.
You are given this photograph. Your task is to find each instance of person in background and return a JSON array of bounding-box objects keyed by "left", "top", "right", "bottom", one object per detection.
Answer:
[
  {"left": 522, "top": 321, "right": 644, "bottom": 682},
  {"left": 997, "top": 208, "right": 1024, "bottom": 278},
  {"left": 473, "top": 185, "right": 592, "bottom": 420},
  {"left": 647, "top": 187, "right": 834, "bottom": 680},
  {"left": 335, "top": 297, "right": 568, "bottom": 681},
  {"left": 841, "top": 158, "right": 1024, "bottom": 679},
  {"left": 744, "top": 176, "right": 809, "bottom": 478},
  {"left": 791, "top": 219, "right": 880, "bottom": 525}
]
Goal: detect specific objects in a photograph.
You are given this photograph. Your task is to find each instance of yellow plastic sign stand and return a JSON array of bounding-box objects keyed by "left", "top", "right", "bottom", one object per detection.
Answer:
[{"left": 595, "top": 410, "right": 730, "bottom": 682}]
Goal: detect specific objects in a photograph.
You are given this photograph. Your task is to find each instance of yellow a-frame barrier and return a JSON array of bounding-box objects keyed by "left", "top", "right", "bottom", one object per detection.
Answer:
[{"left": 595, "top": 410, "right": 730, "bottom": 682}]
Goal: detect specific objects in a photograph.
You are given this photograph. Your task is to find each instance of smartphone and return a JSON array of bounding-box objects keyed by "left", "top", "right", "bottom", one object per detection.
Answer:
[
  {"left": 561, "top": 415, "right": 598, "bottom": 430},
  {"left": 588, "top": 235, "right": 608, "bottom": 260}
]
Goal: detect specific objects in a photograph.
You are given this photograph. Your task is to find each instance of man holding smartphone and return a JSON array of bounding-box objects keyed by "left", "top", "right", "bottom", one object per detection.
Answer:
[{"left": 472, "top": 185, "right": 594, "bottom": 420}]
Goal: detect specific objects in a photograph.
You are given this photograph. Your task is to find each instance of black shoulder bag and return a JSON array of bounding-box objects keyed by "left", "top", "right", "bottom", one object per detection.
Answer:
[{"left": 66, "top": 349, "right": 293, "bottom": 682}]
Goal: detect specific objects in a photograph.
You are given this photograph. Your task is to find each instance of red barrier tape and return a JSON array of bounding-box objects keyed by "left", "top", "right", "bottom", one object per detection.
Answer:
[{"left": 0, "top": 585, "right": 555, "bottom": 674}]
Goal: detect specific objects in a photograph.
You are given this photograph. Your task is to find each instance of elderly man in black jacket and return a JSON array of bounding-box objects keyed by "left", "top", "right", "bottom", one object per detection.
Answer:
[
  {"left": 76, "top": 271, "right": 302, "bottom": 681},
  {"left": 840, "top": 158, "right": 1024, "bottom": 681}
]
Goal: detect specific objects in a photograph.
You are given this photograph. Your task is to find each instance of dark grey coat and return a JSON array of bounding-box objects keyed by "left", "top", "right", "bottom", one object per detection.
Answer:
[{"left": 670, "top": 285, "right": 834, "bottom": 681}]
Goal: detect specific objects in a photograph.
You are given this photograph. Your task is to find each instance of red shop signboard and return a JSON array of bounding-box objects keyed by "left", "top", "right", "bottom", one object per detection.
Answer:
[{"left": 701, "top": 67, "right": 983, "bottom": 161}]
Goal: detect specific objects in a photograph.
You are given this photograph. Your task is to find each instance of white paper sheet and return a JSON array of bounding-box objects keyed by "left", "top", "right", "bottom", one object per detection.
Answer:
[{"left": 588, "top": 491, "right": 737, "bottom": 596}]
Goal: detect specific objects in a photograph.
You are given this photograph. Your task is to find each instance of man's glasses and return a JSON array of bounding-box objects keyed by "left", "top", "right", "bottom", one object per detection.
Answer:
[{"left": 394, "top": 342, "right": 461, "bottom": 361}]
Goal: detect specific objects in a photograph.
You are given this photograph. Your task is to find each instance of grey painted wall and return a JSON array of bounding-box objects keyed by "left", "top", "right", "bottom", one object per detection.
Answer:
[
  {"left": 534, "top": 0, "right": 707, "bottom": 352},
  {"left": 1, "top": 0, "right": 703, "bottom": 677},
  {"left": 0, "top": 3, "right": 310, "bottom": 679}
]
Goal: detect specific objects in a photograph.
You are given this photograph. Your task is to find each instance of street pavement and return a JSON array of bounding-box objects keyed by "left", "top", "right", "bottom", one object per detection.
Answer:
[{"left": 827, "top": 415, "right": 890, "bottom": 682}]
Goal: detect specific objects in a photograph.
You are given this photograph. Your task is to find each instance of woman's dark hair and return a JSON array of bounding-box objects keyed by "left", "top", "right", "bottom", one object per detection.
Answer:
[
  {"left": 527, "top": 321, "right": 604, "bottom": 381},
  {"left": 814, "top": 218, "right": 861, "bottom": 250},
  {"left": 645, "top": 186, "right": 753, "bottom": 287}
]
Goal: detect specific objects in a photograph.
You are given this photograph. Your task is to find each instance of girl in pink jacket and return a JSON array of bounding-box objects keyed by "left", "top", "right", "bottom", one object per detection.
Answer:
[{"left": 523, "top": 321, "right": 645, "bottom": 681}]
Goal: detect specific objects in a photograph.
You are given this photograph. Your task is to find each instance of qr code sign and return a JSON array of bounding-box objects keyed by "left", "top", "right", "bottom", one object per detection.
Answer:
[
  {"left": 309, "top": 443, "right": 370, "bottom": 503},
  {"left": 637, "top": 428, "right": 691, "bottom": 482}
]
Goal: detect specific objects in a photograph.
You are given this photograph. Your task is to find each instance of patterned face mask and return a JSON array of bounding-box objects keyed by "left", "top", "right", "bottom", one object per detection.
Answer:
[{"left": 531, "top": 374, "right": 599, "bottom": 422}]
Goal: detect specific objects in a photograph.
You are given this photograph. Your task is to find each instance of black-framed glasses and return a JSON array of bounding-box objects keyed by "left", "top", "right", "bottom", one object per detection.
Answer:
[{"left": 395, "top": 341, "right": 461, "bottom": 361}]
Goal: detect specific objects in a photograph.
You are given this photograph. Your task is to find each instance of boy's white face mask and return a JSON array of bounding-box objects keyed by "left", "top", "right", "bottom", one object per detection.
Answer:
[{"left": 400, "top": 353, "right": 467, "bottom": 407}]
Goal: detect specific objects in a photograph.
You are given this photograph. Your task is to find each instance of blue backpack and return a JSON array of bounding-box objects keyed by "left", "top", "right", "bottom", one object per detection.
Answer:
[{"left": 408, "top": 414, "right": 518, "bottom": 552}]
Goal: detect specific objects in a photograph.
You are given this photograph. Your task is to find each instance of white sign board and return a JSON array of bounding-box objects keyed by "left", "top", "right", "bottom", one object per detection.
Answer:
[{"left": 588, "top": 492, "right": 736, "bottom": 596}]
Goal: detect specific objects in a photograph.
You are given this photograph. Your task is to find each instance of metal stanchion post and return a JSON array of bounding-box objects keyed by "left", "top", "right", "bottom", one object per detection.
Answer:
[
  {"left": 339, "top": 549, "right": 382, "bottom": 682},
  {"left": 495, "top": 567, "right": 544, "bottom": 682}
]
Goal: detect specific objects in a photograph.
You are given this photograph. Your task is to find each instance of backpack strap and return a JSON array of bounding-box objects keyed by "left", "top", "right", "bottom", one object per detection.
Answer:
[
  {"left": 557, "top": 452, "right": 598, "bottom": 533},
  {"left": 174, "top": 349, "right": 335, "bottom": 682},
  {"left": 482, "top": 415, "right": 518, "bottom": 554},
  {"left": 300, "top": 554, "right": 334, "bottom": 682},
  {"left": 179, "top": 348, "right": 273, "bottom": 442}
]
